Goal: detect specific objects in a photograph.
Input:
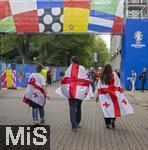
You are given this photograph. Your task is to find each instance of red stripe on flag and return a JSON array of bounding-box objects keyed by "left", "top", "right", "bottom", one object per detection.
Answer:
[
  {"left": 98, "top": 87, "right": 123, "bottom": 94},
  {"left": 98, "top": 75, "right": 122, "bottom": 117},
  {"left": 69, "top": 64, "right": 79, "bottom": 99},
  {"left": 29, "top": 79, "right": 46, "bottom": 98},
  {"left": 64, "top": 1, "right": 90, "bottom": 9},
  {"left": 61, "top": 64, "right": 90, "bottom": 99},
  {"left": 61, "top": 77, "right": 90, "bottom": 86}
]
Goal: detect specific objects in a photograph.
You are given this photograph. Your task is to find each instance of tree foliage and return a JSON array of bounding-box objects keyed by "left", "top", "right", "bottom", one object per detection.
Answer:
[{"left": 0, "top": 34, "right": 109, "bottom": 68}]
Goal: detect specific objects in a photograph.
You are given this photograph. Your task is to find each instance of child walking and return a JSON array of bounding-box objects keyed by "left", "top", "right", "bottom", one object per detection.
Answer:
[{"left": 23, "top": 63, "right": 49, "bottom": 125}]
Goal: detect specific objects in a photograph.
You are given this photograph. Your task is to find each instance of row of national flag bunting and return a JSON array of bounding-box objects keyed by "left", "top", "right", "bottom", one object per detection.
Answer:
[{"left": 0, "top": 0, "right": 124, "bottom": 34}]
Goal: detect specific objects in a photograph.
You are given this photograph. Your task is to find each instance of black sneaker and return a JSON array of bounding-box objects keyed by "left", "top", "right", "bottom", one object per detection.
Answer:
[
  {"left": 111, "top": 119, "right": 115, "bottom": 128},
  {"left": 40, "top": 119, "right": 45, "bottom": 124}
]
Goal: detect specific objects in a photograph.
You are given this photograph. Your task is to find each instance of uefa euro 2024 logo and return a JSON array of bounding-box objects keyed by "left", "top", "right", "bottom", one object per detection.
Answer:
[{"left": 134, "top": 31, "right": 143, "bottom": 42}]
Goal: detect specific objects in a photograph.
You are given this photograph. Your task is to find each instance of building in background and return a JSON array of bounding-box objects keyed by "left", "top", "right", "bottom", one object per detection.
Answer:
[
  {"left": 110, "top": 35, "right": 122, "bottom": 71},
  {"left": 110, "top": 0, "right": 148, "bottom": 71}
]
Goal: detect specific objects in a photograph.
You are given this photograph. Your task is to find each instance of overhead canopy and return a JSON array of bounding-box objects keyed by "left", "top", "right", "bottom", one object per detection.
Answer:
[{"left": 0, "top": 0, "right": 124, "bottom": 34}]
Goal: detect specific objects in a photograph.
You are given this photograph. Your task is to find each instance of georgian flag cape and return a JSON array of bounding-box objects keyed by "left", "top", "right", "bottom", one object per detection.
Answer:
[
  {"left": 98, "top": 72, "right": 134, "bottom": 118},
  {"left": 56, "top": 63, "right": 93, "bottom": 100},
  {"left": 23, "top": 73, "right": 46, "bottom": 106}
]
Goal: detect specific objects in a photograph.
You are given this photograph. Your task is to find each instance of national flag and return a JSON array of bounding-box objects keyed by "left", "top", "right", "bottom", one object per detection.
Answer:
[
  {"left": 23, "top": 75, "right": 46, "bottom": 106},
  {"left": 88, "top": 10, "right": 114, "bottom": 32},
  {"left": 88, "top": 0, "right": 124, "bottom": 33},
  {"left": 56, "top": 63, "right": 93, "bottom": 100},
  {"left": 98, "top": 72, "right": 134, "bottom": 118}
]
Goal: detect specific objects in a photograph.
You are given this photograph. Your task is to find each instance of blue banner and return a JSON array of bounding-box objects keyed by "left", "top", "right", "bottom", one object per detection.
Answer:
[{"left": 121, "top": 19, "right": 148, "bottom": 90}]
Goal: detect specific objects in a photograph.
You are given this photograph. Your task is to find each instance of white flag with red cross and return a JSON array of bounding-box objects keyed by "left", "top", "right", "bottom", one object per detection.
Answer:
[
  {"left": 23, "top": 74, "right": 46, "bottom": 106},
  {"left": 98, "top": 72, "right": 134, "bottom": 118},
  {"left": 56, "top": 63, "right": 93, "bottom": 100}
]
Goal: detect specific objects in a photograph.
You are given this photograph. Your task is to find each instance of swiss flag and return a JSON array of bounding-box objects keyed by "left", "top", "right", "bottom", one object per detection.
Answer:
[
  {"left": 13, "top": 10, "right": 39, "bottom": 32},
  {"left": 0, "top": 0, "right": 12, "bottom": 19}
]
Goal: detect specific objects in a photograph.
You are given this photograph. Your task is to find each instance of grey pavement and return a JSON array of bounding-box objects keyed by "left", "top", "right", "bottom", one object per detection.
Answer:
[{"left": 0, "top": 82, "right": 148, "bottom": 150}]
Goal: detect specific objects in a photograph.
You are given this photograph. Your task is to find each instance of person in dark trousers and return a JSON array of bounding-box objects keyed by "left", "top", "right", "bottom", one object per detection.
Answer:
[
  {"left": 139, "top": 67, "right": 147, "bottom": 92},
  {"left": 68, "top": 99, "right": 82, "bottom": 130},
  {"left": 47, "top": 69, "right": 52, "bottom": 86},
  {"left": 68, "top": 56, "right": 84, "bottom": 131},
  {"left": 88, "top": 67, "right": 96, "bottom": 93}
]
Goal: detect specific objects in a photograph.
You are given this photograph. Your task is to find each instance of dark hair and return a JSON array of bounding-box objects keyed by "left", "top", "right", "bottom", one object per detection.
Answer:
[
  {"left": 36, "top": 63, "right": 43, "bottom": 73},
  {"left": 101, "top": 64, "right": 113, "bottom": 85},
  {"left": 71, "top": 56, "right": 79, "bottom": 64}
]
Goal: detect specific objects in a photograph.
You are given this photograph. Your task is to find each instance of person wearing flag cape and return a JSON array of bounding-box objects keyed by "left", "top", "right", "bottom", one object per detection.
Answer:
[
  {"left": 56, "top": 56, "right": 93, "bottom": 131},
  {"left": 96, "top": 64, "right": 134, "bottom": 129},
  {"left": 23, "top": 64, "right": 49, "bottom": 125}
]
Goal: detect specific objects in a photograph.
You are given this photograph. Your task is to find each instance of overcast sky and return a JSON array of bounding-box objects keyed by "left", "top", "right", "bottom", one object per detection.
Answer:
[{"left": 99, "top": 35, "right": 111, "bottom": 50}]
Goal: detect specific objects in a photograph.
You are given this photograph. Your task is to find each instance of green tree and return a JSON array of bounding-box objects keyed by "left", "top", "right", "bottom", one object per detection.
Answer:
[
  {"left": 93, "top": 36, "right": 109, "bottom": 68},
  {"left": 0, "top": 34, "right": 109, "bottom": 67},
  {"left": 0, "top": 34, "right": 33, "bottom": 63}
]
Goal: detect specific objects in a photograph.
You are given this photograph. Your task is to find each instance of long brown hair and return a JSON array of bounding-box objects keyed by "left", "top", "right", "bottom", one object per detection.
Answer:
[{"left": 101, "top": 64, "right": 113, "bottom": 85}]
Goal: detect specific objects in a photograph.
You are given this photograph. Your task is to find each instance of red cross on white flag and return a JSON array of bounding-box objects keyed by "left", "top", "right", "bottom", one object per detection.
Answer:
[
  {"left": 122, "top": 99, "right": 127, "bottom": 105},
  {"left": 23, "top": 74, "right": 46, "bottom": 106},
  {"left": 103, "top": 102, "right": 110, "bottom": 108},
  {"left": 56, "top": 63, "right": 92, "bottom": 101},
  {"left": 98, "top": 72, "right": 134, "bottom": 118},
  {"left": 33, "top": 93, "right": 38, "bottom": 98}
]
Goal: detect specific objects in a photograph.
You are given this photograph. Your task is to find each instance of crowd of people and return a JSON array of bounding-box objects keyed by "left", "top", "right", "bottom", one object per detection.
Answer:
[{"left": 23, "top": 56, "right": 134, "bottom": 133}]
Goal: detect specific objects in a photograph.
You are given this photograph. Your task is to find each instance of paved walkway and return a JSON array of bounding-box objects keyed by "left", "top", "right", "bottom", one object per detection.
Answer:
[{"left": 0, "top": 83, "right": 148, "bottom": 150}]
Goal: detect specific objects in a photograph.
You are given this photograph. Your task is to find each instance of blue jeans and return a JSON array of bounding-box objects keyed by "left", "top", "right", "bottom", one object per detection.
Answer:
[
  {"left": 141, "top": 79, "right": 146, "bottom": 92},
  {"left": 91, "top": 82, "right": 96, "bottom": 93},
  {"left": 32, "top": 106, "right": 44, "bottom": 120},
  {"left": 68, "top": 99, "right": 82, "bottom": 129}
]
